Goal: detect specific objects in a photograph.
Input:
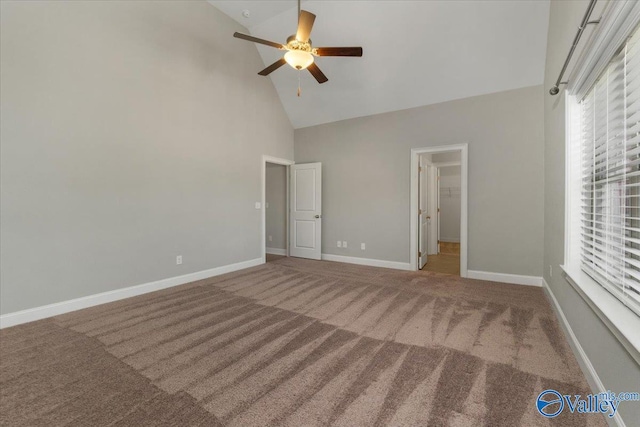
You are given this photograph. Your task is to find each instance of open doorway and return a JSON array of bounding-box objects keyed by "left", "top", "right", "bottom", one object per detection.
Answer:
[
  {"left": 261, "top": 155, "right": 294, "bottom": 264},
  {"left": 424, "top": 156, "right": 461, "bottom": 274},
  {"left": 410, "top": 144, "right": 468, "bottom": 276},
  {"left": 266, "top": 163, "right": 287, "bottom": 262}
]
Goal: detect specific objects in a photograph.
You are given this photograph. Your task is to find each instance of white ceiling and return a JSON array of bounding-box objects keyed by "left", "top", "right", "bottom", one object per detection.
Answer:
[{"left": 209, "top": 1, "right": 550, "bottom": 129}]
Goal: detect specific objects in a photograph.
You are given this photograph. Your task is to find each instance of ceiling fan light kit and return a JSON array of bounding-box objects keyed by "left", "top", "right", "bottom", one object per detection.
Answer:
[
  {"left": 284, "top": 49, "right": 314, "bottom": 70},
  {"left": 232, "top": 0, "right": 363, "bottom": 94}
]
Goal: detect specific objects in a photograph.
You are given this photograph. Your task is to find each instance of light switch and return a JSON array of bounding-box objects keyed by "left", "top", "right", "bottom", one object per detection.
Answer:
[
  {"left": 361, "top": 243, "right": 366, "bottom": 250},
  {"left": 337, "top": 241, "right": 342, "bottom": 248},
  {"left": 255, "top": 202, "right": 261, "bottom": 209}
]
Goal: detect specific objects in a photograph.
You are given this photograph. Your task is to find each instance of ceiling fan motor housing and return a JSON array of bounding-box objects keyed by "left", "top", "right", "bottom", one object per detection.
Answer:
[{"left": 286, "top": 35, "right": 313, "bottom": 53}]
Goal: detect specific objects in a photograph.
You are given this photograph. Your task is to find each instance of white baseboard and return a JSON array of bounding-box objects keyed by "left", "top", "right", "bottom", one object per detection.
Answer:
[
  {"left": 321, "top": 253, "right": 412, "bottom": 271},
  {"left": 440, "top": 238, "right": 460, "bottom": 243},
  {"left": 0, "top": 257, "right": 263, "bottom": 329},
  {"left": 542, "top": 279, "right": 626, "bottom": 427},
  {"left": 266, "top": 247, "right": 287, "bottom": 256},
  {"left": 467, "top": 270, "right": 543, "bottom": 287}
]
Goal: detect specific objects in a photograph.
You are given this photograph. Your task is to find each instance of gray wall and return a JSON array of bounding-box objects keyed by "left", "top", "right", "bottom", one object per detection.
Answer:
[
  {"left": 0, "top": 1, "right": 293, "bottom": 314},
  {"left": 295, "top": 85, "right": 544, "bottom": 276},
  {"left": 266, "top": 164, "right": 287, "bottom": 250},
  {"left": 432, "top": 152, "right": 461, "bottom": 163},
  {"left": 543, "top": 0, "right": 640, "bottom": 422},
  {"left": 439, "top": 166, "right": 461, "bottom": 243}
]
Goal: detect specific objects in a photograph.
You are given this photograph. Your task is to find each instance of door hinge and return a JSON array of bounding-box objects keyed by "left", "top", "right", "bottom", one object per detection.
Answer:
[
  {"left": 437, "top": 208, "right": 440, "bottom": 213},
  {"left": 419, "top": 166, "right": 423, "bottom": 172},
  {"left": 418, "top": 209, "right": 422, "bottom": 215},
  {"left": 418, "top": 251, "right": 422, "bottom": 257}
]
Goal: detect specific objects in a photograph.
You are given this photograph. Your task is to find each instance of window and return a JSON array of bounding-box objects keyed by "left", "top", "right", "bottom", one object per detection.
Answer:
[{"left": 575, "top": 24, "right": 640, "bottom": 317}]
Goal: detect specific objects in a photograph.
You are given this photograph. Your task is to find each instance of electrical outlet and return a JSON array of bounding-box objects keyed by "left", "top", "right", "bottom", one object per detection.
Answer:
[
  {"left": 361, "top": 243, "right": 366, "bottom": 250},
  {"left": 343, "top": 241, "right": 347, "bottom": 248},
  {"left": 549, "top": 265, "right": 553, "bottom": 277},
  {"left": 337, "top": 241, "right": 342, "bottom": 248},
  {"left": 176, "top": 255, "right": 183, "bottom": 265},
  {"left": 268, "top": 235, "right": 272, "bottom": 242}
]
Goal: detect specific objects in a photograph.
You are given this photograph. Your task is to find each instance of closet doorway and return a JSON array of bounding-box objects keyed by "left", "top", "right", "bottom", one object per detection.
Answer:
[
  {"left": 261, "top": 155, "right": 294, "bottom": 264},
  {"left": 410, "top": 144, "right": 468, "bottom": 276}
]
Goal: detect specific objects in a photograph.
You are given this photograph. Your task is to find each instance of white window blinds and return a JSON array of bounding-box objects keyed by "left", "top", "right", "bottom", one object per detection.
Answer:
[{"left": 580, "top": 25, "right": 640, "bottom": 317}]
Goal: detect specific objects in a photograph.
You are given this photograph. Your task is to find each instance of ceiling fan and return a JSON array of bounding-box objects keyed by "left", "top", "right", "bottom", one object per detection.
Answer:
[{"left": 232, "top": 0, "right": 363, "bottom": 88}]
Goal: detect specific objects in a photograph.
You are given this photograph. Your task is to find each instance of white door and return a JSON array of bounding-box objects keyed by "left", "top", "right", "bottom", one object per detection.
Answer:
[
  {"left": 418, "top": 158, "right": 428, "bottom": 269},
  {"left": 290, "top": 162, "right": 322, "bottom": 260}
]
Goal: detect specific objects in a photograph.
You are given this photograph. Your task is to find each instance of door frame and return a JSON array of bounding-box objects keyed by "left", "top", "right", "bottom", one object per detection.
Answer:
[
  {"left": 409, "top": 143, "right": 468, "bottom": 276},
  {"left": 426, "top": 162, "right": 438, "bottom": 255},
  {"left": 262, "top": 155, "right": 295, "bottom": 264},
  {"left": 436, "top": 166, "right": 441, "bottom": 254}
]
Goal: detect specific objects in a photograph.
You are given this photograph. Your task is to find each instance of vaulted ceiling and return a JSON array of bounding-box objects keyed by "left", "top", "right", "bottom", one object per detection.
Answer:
[{"left": 209, "top": 1, "right": 550, "bottom": 129}]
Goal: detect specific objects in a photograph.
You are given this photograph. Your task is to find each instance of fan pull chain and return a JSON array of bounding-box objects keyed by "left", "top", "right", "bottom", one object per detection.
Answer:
[{"left": 297, "top": 70, "right": 301, "bottom": 97}]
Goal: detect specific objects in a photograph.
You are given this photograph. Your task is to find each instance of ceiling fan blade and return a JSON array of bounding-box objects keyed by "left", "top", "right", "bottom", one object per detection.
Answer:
[
  {"left": 233, "top": 32, "right": 284, "bottom": 49},
  {"left": 307, "top": 63, "right": 328, "bottom": 84},
  {"left": 258, "top": 58, "right": 287, "bottom": 76},
  {"left": 314, "top": 47, "right": 363, "bottom": 57},
  {"left": 296, "top": 10, "right": 316, "bottom": 43}
]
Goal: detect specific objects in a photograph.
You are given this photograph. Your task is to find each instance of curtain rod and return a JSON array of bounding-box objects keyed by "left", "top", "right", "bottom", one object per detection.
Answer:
[{"left": 549, "top": 0, "right": 600, "bottom": 95}]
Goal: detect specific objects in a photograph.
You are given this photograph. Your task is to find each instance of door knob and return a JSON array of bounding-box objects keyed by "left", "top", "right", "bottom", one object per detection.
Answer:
[{"left": 315, "top": 215, "right": 321, "bottom": 218}]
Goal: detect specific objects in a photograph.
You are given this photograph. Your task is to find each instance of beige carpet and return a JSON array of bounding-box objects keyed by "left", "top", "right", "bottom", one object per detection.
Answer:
[{"left": 1, "top": 257, "right": 605, "bottom": 426}]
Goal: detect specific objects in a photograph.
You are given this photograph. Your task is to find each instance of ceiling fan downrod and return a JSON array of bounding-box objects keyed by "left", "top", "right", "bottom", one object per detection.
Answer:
[{"left": 297, "top": 0, "right": 302, "bottom": 97}]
